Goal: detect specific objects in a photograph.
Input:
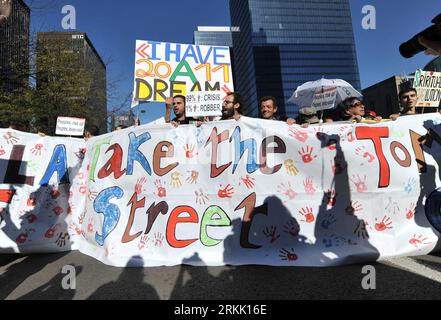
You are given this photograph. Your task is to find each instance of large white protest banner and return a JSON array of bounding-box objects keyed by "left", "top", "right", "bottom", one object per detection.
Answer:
[
  {"left": 132, "top": 40, "right": 234, "bottom": 113},
  {"left": 1, "top": 115, "right": 441, "bottom": 267},
  {"left": 0, "top": 132, "right": 85, "bottom": 253}
]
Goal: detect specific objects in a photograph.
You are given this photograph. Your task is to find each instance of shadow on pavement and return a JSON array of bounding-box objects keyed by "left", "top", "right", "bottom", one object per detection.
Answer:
[
  {"left": 0, "top": 252, "right": 68, "bottom": 299},
  {"left": 1, "top": 253, "right": 441, "bottom": 299},
  {"left": 87, "top": 255, "right": 160, "bottom": 300}
]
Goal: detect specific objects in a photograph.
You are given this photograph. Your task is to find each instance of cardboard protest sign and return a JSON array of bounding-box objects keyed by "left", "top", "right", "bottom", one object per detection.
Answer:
[
  {"left": 132, "top": 40, "right": 234, "bottom": 112},
  {"left": 414, "top": 69, "right": 441, "bottom": 107},
  {"left": 56, "top": 117, "right": 86, "bottom": 136},
  {"left": 185, "top": 91, "right": 223, "bottom": 117}
]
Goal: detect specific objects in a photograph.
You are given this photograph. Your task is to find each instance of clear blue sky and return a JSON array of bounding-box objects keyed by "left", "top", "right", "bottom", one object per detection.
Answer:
[{"left": 28, "top": 0, "right": 440, "bottom": 123}]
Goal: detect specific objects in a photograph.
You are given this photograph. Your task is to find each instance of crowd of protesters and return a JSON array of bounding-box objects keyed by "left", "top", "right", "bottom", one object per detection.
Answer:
[
  {"left": 153, "top": 86, "right": 440, "bottom": 129},
  {"left": 1, "top": 86, "right": 440, "bottom": 137}
]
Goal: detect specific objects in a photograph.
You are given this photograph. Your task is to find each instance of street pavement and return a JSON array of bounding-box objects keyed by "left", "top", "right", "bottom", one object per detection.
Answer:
[{"left": 1, "top": 251, "right": 441, "bottom": 300}]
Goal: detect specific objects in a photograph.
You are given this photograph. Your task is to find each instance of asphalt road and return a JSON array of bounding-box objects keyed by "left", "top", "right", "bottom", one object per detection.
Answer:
[{"left": 1, "top": 251, "right": 441, "bottom": 300}]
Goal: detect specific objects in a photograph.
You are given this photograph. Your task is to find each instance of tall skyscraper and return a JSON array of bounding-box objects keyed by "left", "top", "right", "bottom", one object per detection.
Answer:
[
  {"left": 37, "top": 32, "right": 107, "bottom": 133},
  {"left": 230, "top": 0, "right": 361, "bottom": 117},
  {"left": 0, "top": 0, "right": 30, "bottom": 92}
]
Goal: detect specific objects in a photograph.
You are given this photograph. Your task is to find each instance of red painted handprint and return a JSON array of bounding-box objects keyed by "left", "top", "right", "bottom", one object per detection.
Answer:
[
  {"left": 50, "top": 189, "right": 60, "bottom": 199},
  {"left": 87, "top": 218, "right": 94, "bottom": 233},
  {"left": 289, "top": 128, "right": 308, "bottom": 142},
  {"left": 79, "top": 185, "right": 87, "bottom": 195},
  {"left": 218, "top": 184, "right": 234, "bottom": 199},
  {"left": 298, "top": 146, "right": 317, "bottom": 163},
  {"left": 375, "top": 215, "right": 393, "bottom": 232},
  {"left": 135, "top": 177, "right": 147, "bottom": 195},
  {"left": 299, "top": 207, "right": 315, "bottom": 223},
  {"left": 52, "top": 207, "right": 64, "bottom": 216},
  {"left": 241, "top": 175, "right": 255, "bottom": 189},
  {"left": 351, "top": 174, "right": 367, "bottom": 193},
  {"left": 186, "top": 170, "right": 199, "bottom": 184},
  {"left": 345, "top": 201, "right": 363, "bottom": 215},
  {"left": 26, "top": 214, "right": 37, "bottom": 224},
  {"left": 138, "top": 235, "right": 149, "bottom": 250},
  {"left": 27, "top": 196, "right": 37, "bottom": 207},
  {"left": 184, "top": 144, "right": 198, "bottom": 158},
  {"left": 405, "top": 203, "right": 416, "bottom": 220},
  {"left": 346, "top": 130, "right": 355, "bottom": 142},
  {"left": 31, "top": 144, "right": 43, "bottom": 156},
  {"left": 67, "top": 203, "right": 74, "bottom": 215},
  {"left": 409, "top": 234, "right": 431, "bottom": 248},
  {"left": 303, "top": 177, "right": 316, "bottom": 194},
  {"left": 78, "top": 211, "right": 86, "bottom": 225},
  {"left": 16, "top": 229, "right": 35, "bottom": 244},
  {"left": 355, "top": 146, "right": 375, "bottom": 164},
  {"left": 45, "top": 224, "right": 60, "bottom": 238},
  {"left": 3, "top": 132, "right": 19, "bottom": 144},
  {"left": 154, "top": 180, "right": 167, "bottom": 198},
  {"left": 277, "top": 182, "right": 297, "bottom": 200},
  {"left": 154, "top": 232, "right": 164, "bottom": 247},
  {"left": 279, "top": 248, "right": 298, "bottom": 261},
  {"left": 69, "top": 224, "right": 82, "bottom": 237}
]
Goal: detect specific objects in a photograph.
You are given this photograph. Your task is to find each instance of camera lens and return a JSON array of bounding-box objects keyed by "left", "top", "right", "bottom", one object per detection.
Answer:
[
  {"left": 399, "top": 40, "right": 425, "bottom": 58},
  {"left": 399, "top": 23, "right": 441, "bottom": 58}
]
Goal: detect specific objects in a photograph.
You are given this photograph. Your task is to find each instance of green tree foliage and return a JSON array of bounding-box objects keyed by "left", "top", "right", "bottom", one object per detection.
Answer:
[{"left": 0, "top": 33, "right": 106, "bottom": 135}]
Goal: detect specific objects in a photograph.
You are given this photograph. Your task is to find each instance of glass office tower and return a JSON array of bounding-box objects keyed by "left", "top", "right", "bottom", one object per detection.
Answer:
[
  {"left": 0, "top": 0, "right": 30, "bottom": 92},
  {"left": 230, "top": 0, "right": 360, "bottom": 117},
  {"left": 194, "top": 26, "right": 238, "bottom": 47}
]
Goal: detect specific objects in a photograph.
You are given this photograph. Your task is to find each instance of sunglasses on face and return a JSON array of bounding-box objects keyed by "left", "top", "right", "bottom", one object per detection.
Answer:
[{"left": 351, "top": 101, "right": 364, "bottom": 108}]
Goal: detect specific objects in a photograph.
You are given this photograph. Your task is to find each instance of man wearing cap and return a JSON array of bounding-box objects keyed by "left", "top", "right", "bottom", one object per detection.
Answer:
[{"left": 296, "top": 107, "right": 321, "bottom": 126}]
